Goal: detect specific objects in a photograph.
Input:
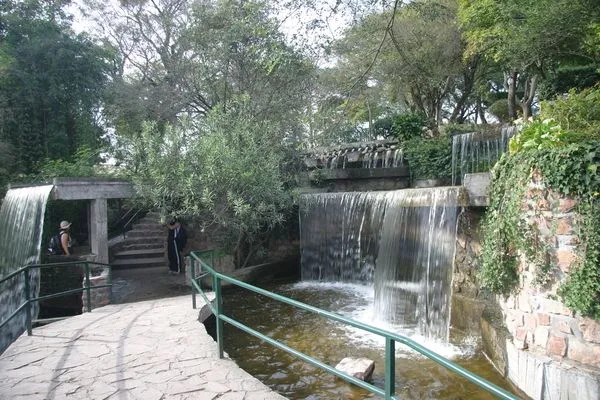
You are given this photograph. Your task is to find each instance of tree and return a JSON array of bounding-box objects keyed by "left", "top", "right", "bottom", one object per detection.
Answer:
[
  {"left": 125, "top": 98, "right": 292, "bottom": 269},
  {"left": 459, "top": 0, "right": 600, "bottom": 119},
  {"left": 328, "top": 0, "right": 480, "bottom": 125},
  {"left": 0, "top": 0, "right": 109, "bottom": 174},
  {"left": 84, "top": 0, "right": 314, "bottom": 140}
]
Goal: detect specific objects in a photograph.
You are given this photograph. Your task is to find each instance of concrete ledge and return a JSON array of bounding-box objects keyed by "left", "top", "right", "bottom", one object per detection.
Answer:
[
  {"left": 463, "top": 172, "right": 491, "bottom": 206},
  {"left": 50, "top": 178, "right": 134, "bottom": 200},
  {"left": 309, "top": 167, "right": 409, "bottom": 181}
]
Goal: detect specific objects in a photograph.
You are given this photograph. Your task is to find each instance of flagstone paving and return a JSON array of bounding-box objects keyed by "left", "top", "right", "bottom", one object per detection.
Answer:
[{"left": 0, "top": 295, "right": 285, "bottom": 400}]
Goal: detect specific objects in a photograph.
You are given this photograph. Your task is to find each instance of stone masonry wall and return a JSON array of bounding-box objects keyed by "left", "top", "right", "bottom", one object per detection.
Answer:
[
  {"left": 497, "top": 171, "right": 600, "bottom": 371},
  {"left": 451, "top": 208, "right": 490, "bottom": 333}
]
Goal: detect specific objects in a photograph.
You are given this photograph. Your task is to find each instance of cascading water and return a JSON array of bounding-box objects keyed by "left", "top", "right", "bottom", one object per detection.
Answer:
[
  {"left": 451, "top": 126, "right": 517, "bottom": 185},
  {"left": 300, "top": 188, "right": 461, "bottom": 340},
  {"left": 0, "top": 185, "right": 53, "bottom": 353}
]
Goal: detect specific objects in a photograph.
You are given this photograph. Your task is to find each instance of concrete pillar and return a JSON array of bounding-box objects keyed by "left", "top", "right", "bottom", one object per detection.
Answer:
[{"left": 89, "top": 199, "right": 108, "bottom": 264}]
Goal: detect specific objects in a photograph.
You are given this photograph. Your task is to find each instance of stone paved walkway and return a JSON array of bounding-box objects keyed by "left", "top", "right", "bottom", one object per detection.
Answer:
[{"left": 0, "top": 296, "right": 286, "bottom": 400}]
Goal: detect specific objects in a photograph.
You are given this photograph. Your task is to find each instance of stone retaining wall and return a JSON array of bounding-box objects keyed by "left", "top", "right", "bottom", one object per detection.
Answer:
[
  {"left": 452, "top": 174, "right": 600, "bottom": 399},
  {"left": 81, "top": 266, "right": 111, "bottom": 311},
  {"left": 497, "top": 174, "right": 600, "bottom": 373}
]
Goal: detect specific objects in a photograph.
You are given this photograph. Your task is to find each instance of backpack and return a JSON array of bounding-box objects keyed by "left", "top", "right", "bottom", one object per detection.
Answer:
[{"left": 48, "top": 233, "right": 63, "bottom": 255}]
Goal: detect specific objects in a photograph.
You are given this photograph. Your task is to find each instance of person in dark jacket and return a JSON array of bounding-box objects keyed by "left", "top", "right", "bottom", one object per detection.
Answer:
[{"left": 167, "top": 218, "right": 187, "bottom": 275}]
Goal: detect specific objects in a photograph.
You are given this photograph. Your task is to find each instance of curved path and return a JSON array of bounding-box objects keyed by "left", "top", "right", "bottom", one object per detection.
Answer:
[{"left": 0, "top": 296, "right": 285, "bottom": 400}]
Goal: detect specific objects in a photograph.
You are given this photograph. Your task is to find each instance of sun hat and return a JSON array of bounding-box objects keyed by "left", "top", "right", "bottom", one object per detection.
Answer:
[{"left": 60, "top": 220, "right": 72, "bottom": 229}]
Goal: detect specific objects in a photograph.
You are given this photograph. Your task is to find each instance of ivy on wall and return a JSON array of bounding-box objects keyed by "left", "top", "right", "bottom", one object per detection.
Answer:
[{"left": 479, "top": 141, "right": 600, "bottom": 319}]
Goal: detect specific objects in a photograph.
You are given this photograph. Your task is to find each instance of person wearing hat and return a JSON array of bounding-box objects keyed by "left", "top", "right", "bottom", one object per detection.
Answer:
[
  {"left": 59, "top": 220, "right": 73, "bottom": 256},
  {"left": 166, "top": 218, "right": 186, "bottom": 275}
]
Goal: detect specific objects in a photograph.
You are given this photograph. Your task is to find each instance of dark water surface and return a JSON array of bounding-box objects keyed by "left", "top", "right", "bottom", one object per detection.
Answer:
[{"left": 219, "top": 280, "right": 517, "bottom": 400}]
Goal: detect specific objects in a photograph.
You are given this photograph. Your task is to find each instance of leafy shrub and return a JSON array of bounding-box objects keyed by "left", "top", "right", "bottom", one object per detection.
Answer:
[
  {"left": 382, "top": 113, "right": 428, "bottom": 142},
  {"left": 488, "top": 99, "right": 510, "bottom": 123},
  {"left": 509, "top": 119, "right": 568, "bottom": 154},
  {"left": 404, "top": 136, "right": 452, "bottom": 180},
  {"left": 540, "top": 87, "right": 600, "bottom": 136}
]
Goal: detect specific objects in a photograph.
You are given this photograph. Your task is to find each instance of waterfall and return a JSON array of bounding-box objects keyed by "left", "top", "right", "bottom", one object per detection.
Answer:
[
  {"left": 299, "top": 188, "right": 460, "bottom": 340},
  {"left": 451, "top": 126, "right": 517, "bottom": 185},
  {"left": 0, "top": 185, "right": 53, "bottom": 353}
]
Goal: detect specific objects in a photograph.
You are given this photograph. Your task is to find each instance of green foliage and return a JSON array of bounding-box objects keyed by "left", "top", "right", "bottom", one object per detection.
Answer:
[
  {"left": 558, "top": 201, "right": 600, "bottom": 318},
  {"left": 390, "top": 113, "right": 427, "bottom": 141},
  {"left": 488, "top": 99, "right": 510, "bottom": 123},
  {"left": 509, "top": 87, "right": 600, "bottom": 154},
  {"left": 480, "top": 140, "right": 600, "bottom": 318},
  {"left": 31, "top": 147, "right": 108, "bottom": 181},
  {"left": 125, "top": 99, "right": 292, "bottom": 268},
  {"left": 0, "top": 0, "right": 109, "bottom": 175},
  {"left": 538, "top": 64, "right": 600, "bottom": 99},
  {"left": 404, "top": 136, "right": 452, "bottom": 180},
  {"left": 540, "top": 87, "right": 600, "bottom": 136},
  {"left": 509, "top": 119, "right": 569, "bottom": 154}
]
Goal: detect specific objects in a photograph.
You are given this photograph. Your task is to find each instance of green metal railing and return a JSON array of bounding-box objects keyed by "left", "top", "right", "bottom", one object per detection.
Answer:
[
  {"left": 0, "top": 261, "right": 112, "bottom": 335},
  {"left": 189, "top": 250, "right": 518, "bottom": 400}
]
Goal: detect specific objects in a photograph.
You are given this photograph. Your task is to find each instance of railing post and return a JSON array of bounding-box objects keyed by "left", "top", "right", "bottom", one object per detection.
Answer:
[
  {"left": 385, "top": 338, "right": 395, "bottom": 399},
  {"left": 84, "top": 263, "right": 92, "bottom": 312},
  {"left": 23, "top": 267, "right": 32, "bottom": 336},
  {"left": 191, "top": 258, "right": 197, "bottom": 309},
  {"left": 213, "top": 273, "right": 224, "bottom": 358},
  {"left": 210, "top": 249, "right": 215, "bottom": 269}
]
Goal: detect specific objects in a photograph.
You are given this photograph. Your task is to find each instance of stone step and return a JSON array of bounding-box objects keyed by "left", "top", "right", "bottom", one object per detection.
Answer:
[
  {"left": 113, "top": 248, "right": 165, "bottom": 260},
  {"left": 111, "top": 257, "right": 166, "bottom": 269},
  {"left": 127, "top": 230, "right": 164, "bottom": 238},
  {"left": 121, "top": 243, "right": 166, "bottom": 251},
  {"left": 120, "top": 236, "right": 165, "bottom": 246},
  {"left": 132, "top": 222, "right": 164, "bottom": 231}
]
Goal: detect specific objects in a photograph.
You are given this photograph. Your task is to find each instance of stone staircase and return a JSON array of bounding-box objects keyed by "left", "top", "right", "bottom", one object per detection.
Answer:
[{"left": 110, "top": 212, "right": 166, "bottom": 269}]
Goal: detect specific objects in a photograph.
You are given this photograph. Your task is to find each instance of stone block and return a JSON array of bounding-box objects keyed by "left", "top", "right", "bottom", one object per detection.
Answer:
[
  {"left": 556, "top": 216, "right": 575, "bottom": 235},
  {"left": 558, "top": 198, "right": 578, "bottom": 212},
  {"left": 524, "top": 313, "right": 537, "bottom": 330},
  {"left": 515, "top": 327, "right": 528, "bottom": 341},
  {"left": 539, "top": 297, "right": 573, "bottom": 317},
  {"left": 555, "top": 248, "right": 577, "bottom": 272},
  {"left": 556, "top": 235, "right": 579, "bottom": 247},
  {"left": 518, "top": 293, "right": 532, "bottom": 313},
  {"left": 568, "top": 339, "right": 600, "bottom": 367},
  {"left": 547, "top": 335, "right": 567, "bottom": 357},
  {"left": 537, "top": 313, "right": 550, "bottom": 326},
  {"left": 335, "top": 357, "right": 375, "bottom": 381},
  {"left": 580, "top": 318, "right": 600, "bottom": 344},
  {"left": 534, "top": 326, "right": 549, "bottom": 348},
  {"left": 557, "top": 320, "right": 572, "bottom": 335}
]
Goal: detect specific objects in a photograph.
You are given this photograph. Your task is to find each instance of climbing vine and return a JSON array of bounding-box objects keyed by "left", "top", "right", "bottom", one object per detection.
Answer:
[{"left": 479, "top": 140, "right": 600, "bottom": 319}]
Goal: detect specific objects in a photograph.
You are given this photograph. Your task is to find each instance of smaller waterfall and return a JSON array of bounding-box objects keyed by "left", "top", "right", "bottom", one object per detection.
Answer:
[
  {"left": 451, "top": 126, "right": 517, "bottom": 185},
  {"left": 0, "top": 185, "right": 53, "bottom": 353},
  {"left": 300, "top": 188, "right": 460, "bottom": 340}
]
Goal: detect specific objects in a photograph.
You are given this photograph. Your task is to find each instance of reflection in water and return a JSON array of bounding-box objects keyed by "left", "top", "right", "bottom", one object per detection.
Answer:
[{"left": 221, "top": 281, "right": 514, "bottom": 399}]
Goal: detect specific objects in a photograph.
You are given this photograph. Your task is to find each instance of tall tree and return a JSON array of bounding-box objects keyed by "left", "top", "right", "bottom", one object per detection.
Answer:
[
  {"left": 84, "top": 0, "right": 314, "bottom": 141},
  {"left": 329, "top": 0, "right": 479, "bottom": 125},
  {"left": 459, "top": 0, "right": 600, "bottom": 119},
  {"left": 0, "top": 0, "right": 109, "bottom": 174}
]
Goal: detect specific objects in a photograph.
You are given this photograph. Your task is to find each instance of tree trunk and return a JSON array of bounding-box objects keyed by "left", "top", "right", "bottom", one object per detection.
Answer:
[
  {"left": 506, "top": 71, "right": 518, "bottom": 120},
  {"left": 520, "top": 74, "right": 539, "bottom": 120}
]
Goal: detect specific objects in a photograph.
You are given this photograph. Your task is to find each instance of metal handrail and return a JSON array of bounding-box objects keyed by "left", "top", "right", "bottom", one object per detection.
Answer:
[
  {"left": 189, "top": 250, "right": 518, "bottom": 400},
  {"left": 0, "top": 261, "right": 112, "bottom": 335}
]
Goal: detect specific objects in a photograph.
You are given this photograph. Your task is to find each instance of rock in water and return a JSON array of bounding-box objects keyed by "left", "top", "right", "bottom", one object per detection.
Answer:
[{"left": 335, "top": 357, "right": 375, "bottom": 381}]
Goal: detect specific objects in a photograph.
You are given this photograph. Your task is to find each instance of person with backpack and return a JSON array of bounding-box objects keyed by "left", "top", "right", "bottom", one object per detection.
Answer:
[{"left": 48, "top": 220, "right": 73, "bottom": 256}]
